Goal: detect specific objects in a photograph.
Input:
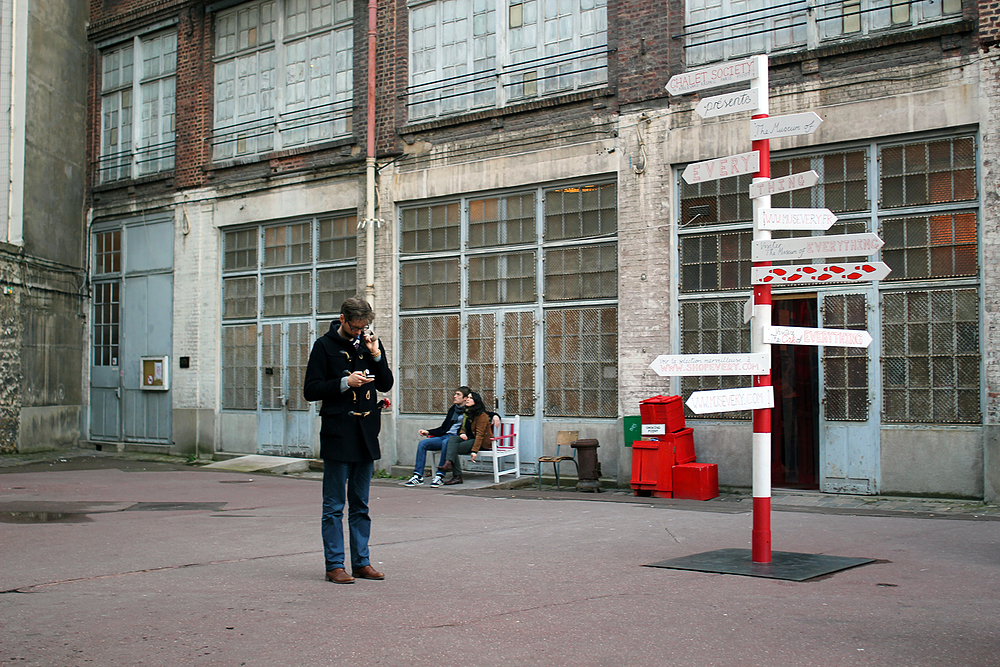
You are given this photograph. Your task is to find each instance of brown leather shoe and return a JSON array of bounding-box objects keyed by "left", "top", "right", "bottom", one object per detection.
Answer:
[
  {"left": 325, "top": 568, "right": 354, "bottom": 584},
  {"left": 352, "top": 564, "right": 385, "bottom": 580},
  {"left": 438, "top": 460, "right": 453, "bottom": 473},
  {"left": 443, "top": 475, "right": 463, "bottom": 485}
]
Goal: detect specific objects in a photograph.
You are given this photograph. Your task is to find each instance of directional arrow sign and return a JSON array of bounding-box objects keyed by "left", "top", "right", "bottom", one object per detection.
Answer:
[
  {"left": 696, "top": 87, "right": 759, "bottom": 119},
  {"left": 649, "top": 353, "right": 771, "bottom": 377},
  {"left": 752, "top": 233, "right": 884, "bottom": 262},
  {"left": 763, "top": 325, "right": 873, "bottom": 348},
  {"left": 666, "top": 57, "right": 757, "bottom": 96},
  {"left": 686, "top": 385, "right": 774, "bottom": 414},
  {"left": 750, "top": 112, "right": 823, "bottom": 140},
  {"left": 749, "top": 170, "right": 819, "bottom": 199},
  {"left": 682, "top": 151, "right": 760, "bottom": 184},
  {"left": 756, "top": 207, "right": 838, "bottom": 231},
  {"left": 752, "top": 261, "right": 892, "bottom": 285}
]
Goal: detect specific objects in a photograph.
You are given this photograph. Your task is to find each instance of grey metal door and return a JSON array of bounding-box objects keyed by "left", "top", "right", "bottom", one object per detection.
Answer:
[
  {"left": 818, "top": 290, "right": 880, "bottom": 494},
  {"left": 121, "top": 273, "right": 173, "bottom": 442},
  {"left": 258, "top": 320, "right": 315, "bottom": 457},
  {"left": 90, "top": 279, "right": 121, "bottom": 441},
  {"left": 466, "top": 309, "right": 539, "bottom": 468}
]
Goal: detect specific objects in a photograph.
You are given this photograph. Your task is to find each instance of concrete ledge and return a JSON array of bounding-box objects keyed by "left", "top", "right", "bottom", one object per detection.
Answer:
[
  {"left": 203, "top": 455, "right": 312, "bottom": 474},
  {"left": 123, "top": 443, "right": 173, "bottom": 455}
]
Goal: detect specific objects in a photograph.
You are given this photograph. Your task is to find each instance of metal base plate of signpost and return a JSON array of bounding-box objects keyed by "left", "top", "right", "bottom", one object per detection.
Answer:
[{"left": 644, "top": 548, "right": 875, "bottom": 582}]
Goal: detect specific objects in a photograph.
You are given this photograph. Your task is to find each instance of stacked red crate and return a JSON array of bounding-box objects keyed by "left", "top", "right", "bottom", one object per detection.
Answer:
[{"left": 632, "top": 395, "right": 718, "bottom": 500}]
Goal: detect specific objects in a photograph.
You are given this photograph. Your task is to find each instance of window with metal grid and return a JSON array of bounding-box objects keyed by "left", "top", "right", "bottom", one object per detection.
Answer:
[
  {"left": 401, "top": 203, "right": 461, "bottom": 253},
  {"left": 317, "top": 267, "right": 356, "bottom": 314},
  {"left": 92, "top": 282, "right": 121, "bottom": 367},
  {"left": 771, "top": 151, "right": 869, "bottom": 212},
  {"left": 545, "top": 183, "right": 617, "bottom": 240},
  {"left": 398, "top": 314, "right": 462, "bottom": 414},
  {"left": 223, "top": 276, "right": 258, "bottom": 319},
  {"left": 318, "top": 215, "right": 357, "bottom": 261},
  {"left": 880, "top": 136, "right": 977, "bottom": 208},
  {"left": 822, "top": 294, "right": 870, "bottom": 421},
  {"left": 882, "top": 289, "right": 980, "bottom": 423},
  {"left": 468, "top": 193, "right": 536, "bottom": 248},
  {"left": 466, "top": 313, "right": 498, "bottom": 412},
  {"left": 264, "top": 222, "right": 312, "bottom": 267},
  {"left": 263, "top": 272, "right": 312, "bottom": 316},
  {"left": 544, "top": 243, "right": 617, "bottom": 300},
  {"left": 680, "top": 300, "right": 752, "bottom": 419},
  {"left": 468, "top": 251, "right": 537, "bottom": 305},
  {"left": 504, "top": 311, "right": 537, "bottom": 417},
  {"left": 222, "top": 324, "right": 258, "bottom": 410},
  {"left": 544, "top": 307, "right": 618, "bottom": 418},
  {"left": 94, "top": 231, "right": 122, "bottom": 275},
  {"left": 680, "top": 231, "right": 752, "bottom": 293},
  {"left": 400, "top": 259, "right": 461, "bottom": 308},
  {"left": 881, "top": 212, "right": 978, "bottom": 281}
]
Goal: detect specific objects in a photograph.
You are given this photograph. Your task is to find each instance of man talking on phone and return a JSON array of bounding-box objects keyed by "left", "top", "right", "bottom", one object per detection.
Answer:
[{"left": 304, "top": 297, "right": 393, "bottom": 584}]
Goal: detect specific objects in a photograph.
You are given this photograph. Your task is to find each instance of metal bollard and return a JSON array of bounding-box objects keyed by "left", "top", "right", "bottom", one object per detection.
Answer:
[{"left": 571, "top": 438, "right": 601, "bottom": 493}]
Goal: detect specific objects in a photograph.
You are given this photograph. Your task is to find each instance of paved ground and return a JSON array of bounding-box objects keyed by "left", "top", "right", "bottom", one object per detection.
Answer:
[{"left": 2, "top": 448, "right": 999, "bottom": 666}]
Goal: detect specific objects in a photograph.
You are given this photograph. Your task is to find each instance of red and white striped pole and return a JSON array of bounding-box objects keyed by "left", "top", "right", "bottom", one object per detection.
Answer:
[{"left": 750, "top": 54, "right": 772, "bottom": 564}]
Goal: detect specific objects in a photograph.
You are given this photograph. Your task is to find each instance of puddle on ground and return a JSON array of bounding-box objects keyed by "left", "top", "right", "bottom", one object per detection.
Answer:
[{"left": 0, "top": 511, "right": 92, "bottom": 524}]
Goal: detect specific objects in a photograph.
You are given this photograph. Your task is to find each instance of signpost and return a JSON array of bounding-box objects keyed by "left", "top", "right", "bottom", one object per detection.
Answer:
[
  {"left": 748, "top": 170, "right": 819, "bottom": 199},
  {"left": 665, "top": 57, "right": 757, "bottom": 96},
  {"left": 649, "top": 353, "right": 771, "bottom": 377},
  {"left": 763, "top": 325, "right": 873, "bottom": 348},
  {"left": 682, "top": 151, "right": 760, "bottom": 184},
  {"left": 752, "top": 233, "right": 884, "bottom": 261},
  {"left": 752, "top": 261, "right": 892, "bottom": 285},
  {"left": 696, "top": 88, "right": 760, "bottom": 119},
  {"left": 750, "top": 112, "right": 823, "bottom": 140},
  {"left": 756, "top": 207, "right": 838, "bottom": 231},
  {"left": 686, "top": 385, "right": 775, "bottom": 414}
]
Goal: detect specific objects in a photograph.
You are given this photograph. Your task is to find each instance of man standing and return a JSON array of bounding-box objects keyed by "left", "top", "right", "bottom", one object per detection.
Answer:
[
  {"left": 304, "top": 297, "right": 393, "bottom": 584},
  {"left": 404, "top": 386, "right": 471, "bottom": 488}
]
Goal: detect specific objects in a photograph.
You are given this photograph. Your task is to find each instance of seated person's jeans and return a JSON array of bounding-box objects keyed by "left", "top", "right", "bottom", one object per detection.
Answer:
[
  {"left": 414, "top": 435, "right": 450, "bottom": 475},
  {"left": 445, "top": 435, "right": 475, "bottom": 475}
]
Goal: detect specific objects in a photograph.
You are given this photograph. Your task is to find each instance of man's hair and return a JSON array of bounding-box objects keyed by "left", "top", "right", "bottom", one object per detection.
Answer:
[
  {"left": 340, "top": 297, "right": 374, "bottom": 323},
  {"left": 457, "top": 386, "right": 472, "bottom": 397}
]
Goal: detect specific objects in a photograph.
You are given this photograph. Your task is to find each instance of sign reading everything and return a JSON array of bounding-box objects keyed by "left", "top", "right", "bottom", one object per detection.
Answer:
[
  {"left": 682, "top": 151, "right": 760, "bottom": 184},
  {"left": 665, "top": 58, "right": 758, "bottom": 96},
  {"left": 748, "top": 171, "right": 819, "bottom": 199},
  {"left": 763, "top": 325, "right": 873, "bottom": 348},
  {"left": 649, "top": 353, "right": 771, "bottom": 377},
  {"left": 686, "top": 386, "right": 775, "bottom": 414},
  {"left": 752, "top": 233, "right": 884, "bottom": 262}
]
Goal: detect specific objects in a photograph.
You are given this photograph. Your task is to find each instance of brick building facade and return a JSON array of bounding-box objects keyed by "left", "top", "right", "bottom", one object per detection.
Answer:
[{"left": 82, "top": 0, "right": 1000, "bottom": 500}]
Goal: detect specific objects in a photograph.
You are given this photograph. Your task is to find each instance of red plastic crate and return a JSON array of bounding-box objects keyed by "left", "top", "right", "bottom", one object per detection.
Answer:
[
  {"left": 630, "top": 439, "right": 674, "bottom": 498},
  {"left": 669, "top": 427, "right": 696, "bottom": 465},
  {"left": 672, "top": 462, "right": 719, "bottom": 501},
  {"left": 639, "top": 395, "right": 686, "bottom": 433}
]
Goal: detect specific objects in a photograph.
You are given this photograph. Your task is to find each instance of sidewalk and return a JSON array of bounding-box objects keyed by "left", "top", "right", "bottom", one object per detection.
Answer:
[{"left": 3, "top": 446, "right": 997, "bottom": 520}]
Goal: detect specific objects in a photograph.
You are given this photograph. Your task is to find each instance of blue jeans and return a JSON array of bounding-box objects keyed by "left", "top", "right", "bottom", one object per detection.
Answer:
[
  {"left": 321, "top": 459, "right": 373, "bottom": 572},
  {"left": 413, "top": 435, "right": 450, "bottom": 475}
]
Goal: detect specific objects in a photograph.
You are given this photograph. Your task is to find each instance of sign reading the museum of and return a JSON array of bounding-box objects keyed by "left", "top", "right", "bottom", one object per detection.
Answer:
[{"left": 750, "top": 112, "right": 823, "bottom": 140}]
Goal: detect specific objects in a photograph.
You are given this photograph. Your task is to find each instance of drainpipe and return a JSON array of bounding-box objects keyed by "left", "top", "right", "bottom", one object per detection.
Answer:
[{"left": 364, "top": 0, "right": 377, "bottom": 311}]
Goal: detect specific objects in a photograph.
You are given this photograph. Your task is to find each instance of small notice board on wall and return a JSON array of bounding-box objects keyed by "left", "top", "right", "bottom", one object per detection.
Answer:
[{"left": 140, "top": 356, "right": 169, "bottom": 391}]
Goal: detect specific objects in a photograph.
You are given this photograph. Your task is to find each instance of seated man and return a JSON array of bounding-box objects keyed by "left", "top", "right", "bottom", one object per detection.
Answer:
[
  {"left": 405, "top": 386, "right": 471, "bottom": 488},
  {"left": 405, "top": 386, "right": 501, "bottom": 488}
]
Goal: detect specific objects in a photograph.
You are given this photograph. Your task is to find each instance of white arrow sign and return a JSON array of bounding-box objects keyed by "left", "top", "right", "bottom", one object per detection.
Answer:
[
  {"left": 696, "top": 87, "right": 760, "bottom": 119},
  {"left": 763, "top": 325, "right": 873, "bottom": 348},
  {"left": 686, "top": 385, "right": 775, "bottom": 414},
  {"left": 666, "top": 57, "right": 758, "bottom": 96},
  {"left": 756, "top": 207, "right": 838, "bottom": 231},
  {"left": 750, "top": 112, "right": 823, "bottom": 141},
  {"left": 752, "top": 233, "right": 884, "bottom": 262},
  {"left": 682, "top": 151, "right": 760, "bottom": 184},
  {"left": 752, "top": 261, "right": 892, "bottom": 285},
  {"left": 650, "top": 353, "right": 771, "bottom": 377},
  {"left": 749, "top": 171, "right": 819, "bottom": 199}
]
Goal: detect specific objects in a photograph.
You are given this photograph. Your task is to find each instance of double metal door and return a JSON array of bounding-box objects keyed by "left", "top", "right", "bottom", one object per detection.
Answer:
[{"left": 257, "top": 320, "right": 314, "bottom": 457}]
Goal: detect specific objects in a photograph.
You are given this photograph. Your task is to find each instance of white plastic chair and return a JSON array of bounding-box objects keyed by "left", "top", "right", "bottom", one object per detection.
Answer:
[{"left": 478, "top": 415, "right": 521, "bottom": 484}]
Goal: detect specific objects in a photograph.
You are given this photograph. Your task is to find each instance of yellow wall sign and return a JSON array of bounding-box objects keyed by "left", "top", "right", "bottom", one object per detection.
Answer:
[{"left": 141, "top": 356, "right": 169, "bottom": 391}]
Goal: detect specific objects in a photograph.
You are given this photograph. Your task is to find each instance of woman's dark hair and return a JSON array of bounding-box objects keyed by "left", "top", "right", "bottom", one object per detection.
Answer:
[{"left": 465, "top": 391, "right": 486, "bottom": 420}]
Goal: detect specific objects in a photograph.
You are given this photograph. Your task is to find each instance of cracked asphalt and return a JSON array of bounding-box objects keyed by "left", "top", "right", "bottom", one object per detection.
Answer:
[{"left": 1, "top": 449, "right": 999, "bottom": 666}]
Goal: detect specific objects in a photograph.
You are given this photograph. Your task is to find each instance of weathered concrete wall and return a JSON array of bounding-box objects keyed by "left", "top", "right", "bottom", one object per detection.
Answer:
[
  {"left": 980, "top": 46, "right": 1000, "bottom": 502},
  {"left": 0, "top": 248, "right": 21, "bottom": 453},
  {"left": 881, "top": 427, "right": 984, "bottom": 498}
]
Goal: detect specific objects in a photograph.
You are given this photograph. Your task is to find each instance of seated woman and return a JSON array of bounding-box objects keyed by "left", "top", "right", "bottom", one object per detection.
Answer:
[{"left": 437, "top": 391, "right": 493, "bottom": 486}]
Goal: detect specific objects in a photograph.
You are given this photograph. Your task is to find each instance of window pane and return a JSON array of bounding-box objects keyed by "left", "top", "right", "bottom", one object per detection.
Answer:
[
  {"left": 401, "top": 203, "right": 461, "bottom": 253},
  {"left": 545, "top": 183, "right": 616, "bottom": 240},
  {"left": 401, "top": 259, "right": 460, "bottom": 308},
  {"left": 222, "top": 324, "right": 258, "bottom": 409},
  {"left": 469, "top": 251, "right": 536, "bottom": 304},
  {"left": 398, "top": 314, "right": 461, "bottom": 413},
  {"left": 262, "top": 271, "right": 312, "bottom": 316},
  {"left": 544, "top": 243, "right": 616, "bottom": 301},
  {"left": 318, "top": 215, "right": 357, "bottom": 261},
  {"left": 545, "top": 307, "right": 617, "bottom": 418},
  {"left": 680, "top": 300, "right": 751, "bottom": 419},
  {"left": 224, "top": 229, "right": 259, "bottom": 271},
  {"left": 881, "top": 137, "right": 977, "bottom": 208},
  {"left": 264, "top": 222, "right": 311, "bottom": 267},
  {"left": 224, "top": 276, "right": 259, "bottom": 319},
  {"left": 316, "top": 267, "right": 356, "bottom": 314},
  {"left": 881, "top": 212, "right": 978, "bottom": 281}
]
